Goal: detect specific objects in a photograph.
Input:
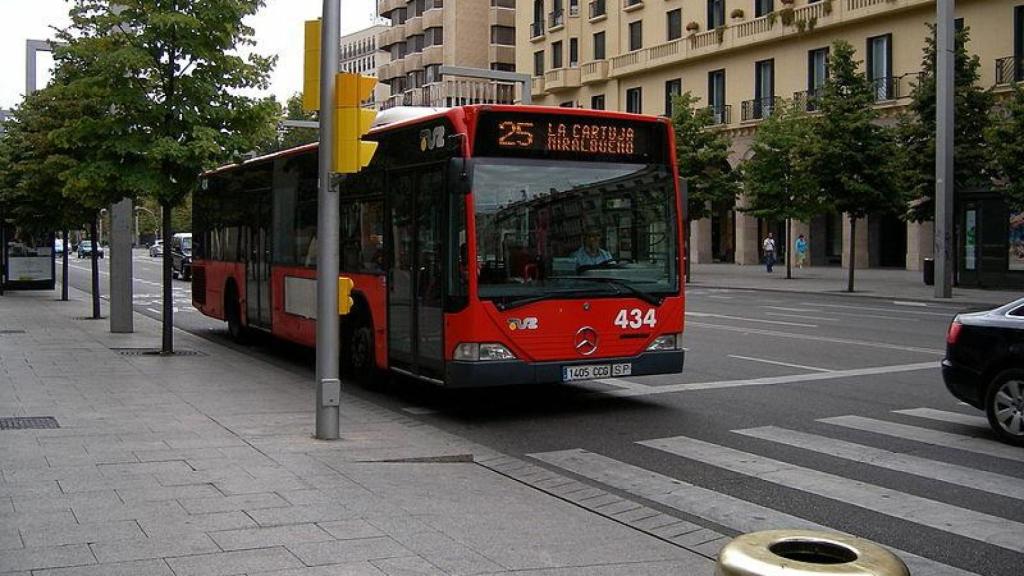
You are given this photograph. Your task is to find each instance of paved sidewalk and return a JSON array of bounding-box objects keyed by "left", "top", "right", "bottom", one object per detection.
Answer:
[
  {"left": 0, "top": 289, "right": 715, "bottom": 576},
  {"left": 689, "top": 263, "right": 1021, "bottom": 307}
]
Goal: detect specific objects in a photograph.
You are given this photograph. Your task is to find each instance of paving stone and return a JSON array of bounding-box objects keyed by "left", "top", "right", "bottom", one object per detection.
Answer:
[
  {"left": 560, "top": 487, "right": 606, "bottom": 503},
  {"left": 20, "top": 520, "right": 145, "bottom": 547},
  {"left": 631, "top": 513, "right": 683, "bottom": 532},
  {"left": 165, "top": 547, "right": 303, "bottom": 576},
  {"left": 592, "top": 499, "right": 640, "bottom": 516},
  {"left": 179, "top": 493, "right": 290, "bottom": 515},
  {"left": 615, "top": 506, "right": 662, "bottom": 524},
  {"left": 0, "top": 543, "right": 96, "bottom": 573},
  {"left": 116, "top": 484, "right": 221, "bottom": 503},
  {"left": 32, "top": 558, "right": 175, "bottom": 576},
  {"left": 72, "top": 500, "right": 188, "bottom": 524},
  {"left": 139, "top": 510, "right": 257, "bottom": 537},
  {"left": 247, "top": 504, "right": 359, "bottom": 527},
  {"left": 12, "top": 490, "right": 121, "bottom": 513},
  {"left": 650, "top": 520, "right": 703, "bottom": 539},
  {"left": 96, "top": 461, "right": 193, "bottom": 478},
  {"left": 210, "top": 523, "right": 333, "bottom": 551},
  {"left": 0, "top": 525, "right": 23, "bottom": 551},
  {"left": 1, "top": 466, "right": 102, "bottom": 484},
  {"left": 57, "top": 476, "right": 158, "bottom": 494},
  {"left": 212, "top": 477, "right": 312, "bottom": 496},
  {"left": 692, "top": 536, "right": 731, "bottom": 558},
  {"left": 247, "top": 562, "right": 387, "bottom": 576},
  {"left": 90, "top": 533, "right": 219, "bottom": 563},
  {"left": 317, "top": 520, "right": 385, "bottom": 541},
  {"left": 671, "top": 528, "right": 726, "bottom": 548},
  {"left": 0, "top": 480, "right": 61, "bottom": 498},
  {"left": 0, "top": 510, "right": 76, "bottom": 532},
  {"left": 287, "top": 537, "right": 412, "bottom": 566},
  {"left": 370, "top": 556, "right": 447, "bottom": 576}
]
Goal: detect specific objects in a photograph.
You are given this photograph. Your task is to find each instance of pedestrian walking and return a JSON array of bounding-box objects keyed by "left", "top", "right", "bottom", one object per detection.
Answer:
[
  {"left": 795, "top": 234, "right": 808, "bottom": 269},
  {"left": 762, "top": 232, "right": 776, "bottom": 273}
]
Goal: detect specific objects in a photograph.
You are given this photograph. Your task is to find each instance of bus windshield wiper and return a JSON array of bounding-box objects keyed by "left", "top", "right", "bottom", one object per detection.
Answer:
[
  {"left": 550, "top": 276, "right": 664, "bottom": 306},
  {"left": 495, "top": 289, "right": 594, "bottom": 311}
]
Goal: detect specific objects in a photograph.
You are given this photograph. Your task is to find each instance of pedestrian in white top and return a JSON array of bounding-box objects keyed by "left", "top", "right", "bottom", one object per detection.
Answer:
[{"left": 762, "top": 233, "right": 776, "bottom": 273}]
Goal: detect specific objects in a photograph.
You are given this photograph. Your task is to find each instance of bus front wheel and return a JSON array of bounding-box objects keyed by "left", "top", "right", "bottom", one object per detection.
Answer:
[
  {"left": 346, "top": 318, "right": 378, "bottom": 386},
  {"left": 225, "top": 286, "right": 246, "bottom": 343}
]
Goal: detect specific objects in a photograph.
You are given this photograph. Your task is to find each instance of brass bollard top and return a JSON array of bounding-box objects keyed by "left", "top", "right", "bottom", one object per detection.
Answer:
[{"left": 715, "top": 530, "right": 910, "bottom": 576}]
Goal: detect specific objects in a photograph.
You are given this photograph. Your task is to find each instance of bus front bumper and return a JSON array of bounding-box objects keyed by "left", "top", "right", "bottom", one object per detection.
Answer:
[{"left": 444, "top": 350, "right": 684, "bottom": 388}]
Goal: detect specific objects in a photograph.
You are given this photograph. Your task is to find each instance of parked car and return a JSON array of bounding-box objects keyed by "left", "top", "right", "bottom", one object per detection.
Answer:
[
  {"left": 149, "top": 239, "right": 163, "bottom": 257},
  {"left": 77, "top": 240, "right": 104, "bottom": 259},
  {"left": 943, "top": 297, "right": 1024, "bottom": 446},
  {"left": 170, "top": 233, "right": 192, "bottom": 281},
  {"left": 54, "top": 238, "right": 64, "bottom": 255}
]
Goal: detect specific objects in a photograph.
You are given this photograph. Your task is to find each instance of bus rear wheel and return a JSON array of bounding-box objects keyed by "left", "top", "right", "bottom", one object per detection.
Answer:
[{"left": 225, "top": 287, "right": 246, "bottom": 343}]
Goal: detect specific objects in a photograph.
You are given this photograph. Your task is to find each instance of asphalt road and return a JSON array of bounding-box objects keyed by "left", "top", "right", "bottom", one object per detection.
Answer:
[{"left": 64, "top": 251, "right": 1023, "bottom": 576}]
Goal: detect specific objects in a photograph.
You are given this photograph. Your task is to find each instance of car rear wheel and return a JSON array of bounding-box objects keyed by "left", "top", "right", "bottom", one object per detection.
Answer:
[{"left": 985, "top": 369, "right": 1024, "bottom": 446}]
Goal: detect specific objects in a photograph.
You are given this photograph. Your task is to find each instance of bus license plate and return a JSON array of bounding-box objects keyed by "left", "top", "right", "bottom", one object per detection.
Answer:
[{"left": 563, "top": 363, "right": 632, "bottom": 382}]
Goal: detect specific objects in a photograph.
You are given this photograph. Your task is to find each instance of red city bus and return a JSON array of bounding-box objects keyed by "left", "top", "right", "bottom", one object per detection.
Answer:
[{"left": 193, "top": 105, "right": 684, "bottom": 387}]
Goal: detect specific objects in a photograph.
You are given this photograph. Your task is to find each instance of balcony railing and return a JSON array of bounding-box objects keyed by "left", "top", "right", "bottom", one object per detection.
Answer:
[
  {"left": 741, "top": 96, "right": 781, "bottom": 121},
  {"left": 549, "top": 9, "right": 564, "bottom": 29},
  {"left": 793, "top": 88, "right": 824, "bottom": 112},
  {"left": 589, "top": 0, "right": 606, "bottom": 18},
  {"left": 871, "top": 73, "right": 921, "bottom": 102},
  {"left": 996, "top": 56, "right": 1024, "bottom": 85},
  {"left": 530, "top": 21, "right": 544, "bottom": 38},
  {"left": 703, "top": 104, "right": 732, "bottom": 126}
]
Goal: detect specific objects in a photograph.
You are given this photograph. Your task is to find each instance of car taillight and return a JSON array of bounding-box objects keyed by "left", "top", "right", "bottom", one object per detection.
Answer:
[{"left": 946, "top": 318, "right": 962, "bottom": 345}]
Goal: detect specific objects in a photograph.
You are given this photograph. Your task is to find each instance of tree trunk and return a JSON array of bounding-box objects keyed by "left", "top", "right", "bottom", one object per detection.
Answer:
[
  {"left": 786, "top": 218, "right": 793, "bottom": 280},
  {"left": 61, "top": 229, "right": 69, "bottom": 301},
  {"left": 847, "top": 215, "right": 856, "bottom": 293},
  {"left": 161, "top": 201, "right": 174, "bottom": 354},
  {"left": 90, "top": 219, "right": 101, "bottom": 318}
]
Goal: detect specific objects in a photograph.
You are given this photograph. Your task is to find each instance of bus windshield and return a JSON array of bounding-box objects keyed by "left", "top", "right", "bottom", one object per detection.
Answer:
[{"left": 472, "top": 159, "right": 678, "bottom": 307}]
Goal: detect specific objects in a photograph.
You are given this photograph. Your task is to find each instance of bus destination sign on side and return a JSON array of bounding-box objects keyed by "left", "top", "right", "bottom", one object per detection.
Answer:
[{"left": 474, "top": 111, "right": 663, "bottom": 163}]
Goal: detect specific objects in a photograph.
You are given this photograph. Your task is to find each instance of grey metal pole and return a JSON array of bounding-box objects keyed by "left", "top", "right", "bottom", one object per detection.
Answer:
[
  {"left": 110, "top": 198, "right": 134, "bottom": 333},
  {"left": 315, "top": 1, "right": 341, "bottom": 440},
  {"left": 934, "top": 0, "right": 955, "bottom": 298}
]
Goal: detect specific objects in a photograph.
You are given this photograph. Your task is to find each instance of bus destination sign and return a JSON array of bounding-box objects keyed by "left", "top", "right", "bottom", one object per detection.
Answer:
[{"left": 474, "top": 112, "right": 663, "bottom": 163}]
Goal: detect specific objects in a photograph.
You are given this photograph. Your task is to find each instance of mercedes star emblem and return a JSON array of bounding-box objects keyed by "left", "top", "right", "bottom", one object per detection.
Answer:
[{"left": 575, "top": 326, "right": 598, "bottom": 356}]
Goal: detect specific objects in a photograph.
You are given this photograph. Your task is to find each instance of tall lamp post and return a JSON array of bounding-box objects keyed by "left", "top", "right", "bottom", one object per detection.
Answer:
[
  {"left": 935, "top": 0, "right": 955, "bottom": 298},
  {"left": 134, "top": 205, "right": 156, "bottom": 247}
]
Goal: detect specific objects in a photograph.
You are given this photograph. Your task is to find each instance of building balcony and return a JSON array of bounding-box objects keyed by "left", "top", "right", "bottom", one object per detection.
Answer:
[
  {"left": 996, "top": 56, "right": 1024, "bottom": 85},
  {"left": 588, "top": 0, "right": 606, "bottom": 20},
  {"left": 703, "top": 104, "right": 732, "bottom": 126},
  {"left": 871, "top": 73, "right": 920, "bottom": 103},
  {"left": 609, "top": 50, "right": 647, "bottom": 77},
  {"left": 548, "top": 9, "right": 564, "bottom": 30},
  {"left": 405, "top": 16, "right": 423, "bottom": 37},
  {"left": 377, "top": 0, "right": 404, "bottom": 18},
  {"left": 531, "top": 76, "right": 546, "bottom": 97},
  {"left": 544, "top": 67, "right": 582, "bottom": 92},
  {"left": 741, "top": 96, "right": 781, "bottom": 122},
  {"left": 648, "top": 39, "right": 683, "bottom": 64},
  {"left": 792, "top": 88, "right": 824, "bottom": 112},
  {"left": 423, "top": 7, "right": 443, "bottom": 29},
  {"left": 491, "top": 7, "right": 515, "bottom": 27},
  {"left": 378, "top": 25, "right": 405, "bottom": 49},
  {"left": 581, "top": 60, "right": 609, "bottom": 84},
  {"left": 423, "top": 45, "right": 444, "bottom": 66},
  {"left": 530, "top": 21, "right": 545, "bottom": 41},
  {"left": 405, "top": 52, "right": 424, "bottom": 72},
  {"left": 489, "top": 45, "right": 516, "bottom": 65}
]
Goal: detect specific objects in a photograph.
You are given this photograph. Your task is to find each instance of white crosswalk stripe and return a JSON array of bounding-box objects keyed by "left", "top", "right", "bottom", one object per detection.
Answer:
[{"left": 895, "top": 407, "right": 991, "bottom": 430}]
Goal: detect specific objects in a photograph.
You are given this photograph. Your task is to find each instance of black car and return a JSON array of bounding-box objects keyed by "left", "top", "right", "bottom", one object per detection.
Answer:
[
  {"left": 170, "top": 233, "right": 192, "bottom": 281},
  {"left": 943, "top": 297, "right": 1024, "bottom": 446}
]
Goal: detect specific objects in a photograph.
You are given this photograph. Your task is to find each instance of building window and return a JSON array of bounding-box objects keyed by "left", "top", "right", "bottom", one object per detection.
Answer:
[
  {"left": 569, "top": 0, "right": 579, "bottom": 16},
  {"left": 591, "top": 94, "right": 605, "bottom": 110},
  {"left": 626, "top": 87, "right": 642, "bottom": 113},
  {"left": 593, "top": 31, "right": 606, "bottom": 60},
  {"left": 534, "top": 50, "right": 545, "bottom": 76},
  {"left": 754, "top": 59, "right": 775, "bottom": 119},
  {"left": 665, "top": 79, "right": 681, "bottom": 116},
  {"left": 667, "top": 9, "right": 682, "bottom": 41},
  {"left": 806, "top": 47, "right": 828, "bottom": 110},
  {"left": 552, "top": 41, "right": 563, "bottom": 69},
  {"left": 425, "top": 27, "right": 443, "bottom": 46},
  {"left": 410, "top": 34, "right": 424, "bottom": 53},
  {"left": 755, "top": 0, "right": 773, "bottom": 18},
  {"left": 867, "top": 34, "right": 893, "bottom": 101},
  {"left": 708, "top": 69, "right": 726, "bottom": 123},
  {"left": 491, "top": 25, "right": 516, "bottom": 45},
  {"left": 425, "top": 64, "right": 441, "bottom": 83},
  {"left": 569, "top": 38, "right": 579, "bottom": 67},
  {"left": 560, "top": 101, "right": 575, "bottom": 108},
  {"left": 629, "top": 21, "right": 642, "bottom": 52},
  {"left": 707, "top": 0, "right": 725, "bottom": 29},
  {"left": 491, "top": 62, "right": 516, "bottom": 72}
]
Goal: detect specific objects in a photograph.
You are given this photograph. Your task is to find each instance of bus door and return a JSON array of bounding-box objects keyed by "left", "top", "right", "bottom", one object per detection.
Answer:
[
  {"left": 246, "top": 191, "right": 272, "bottom": 329},
  {"left": 387, "top": 164, "right": 445, "bottom": 379}
]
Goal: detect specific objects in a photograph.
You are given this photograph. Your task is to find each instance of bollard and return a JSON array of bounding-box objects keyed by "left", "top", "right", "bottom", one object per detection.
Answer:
[{"left": 715, "top": 530, "right": 910, "bottom": 576}]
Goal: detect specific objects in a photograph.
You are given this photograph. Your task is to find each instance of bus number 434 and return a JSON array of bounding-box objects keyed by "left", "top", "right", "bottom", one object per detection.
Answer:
[{"left": 615, "top": 309, "right": 657, "bottom": 329}]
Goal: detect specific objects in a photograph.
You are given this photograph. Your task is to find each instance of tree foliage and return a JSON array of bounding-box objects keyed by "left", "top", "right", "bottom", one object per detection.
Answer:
[
  {"left": 670, "top": 91, "right": 739, "bottom": 222},
  {"left": 280, "top": 93, "right": 319, "bottom": 150},
  {"left": 898, "top": 24, "right": 994, "bottom": 221},
  {"left": 988, "top": 84, "right": 1024, "bottom": 211}
]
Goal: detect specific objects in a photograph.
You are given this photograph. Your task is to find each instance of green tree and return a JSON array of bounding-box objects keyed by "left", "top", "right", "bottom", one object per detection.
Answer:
[
  {"left": 671, "top": 91, "right": 739, "bottom": 280},
  {"left": 988, "top": 84, "right": 1024, "bottom": 211},
  {"left": 741, "top": 100, "right": 826, "bottom": 279},
  {"left": 810, "top": 40, "right": 902, "bottom": 292},
  {"left": 54, "top": 0, "right": 278, "bottom": 352},
  {"left": 899, "top": 24, "right": 993, "bottom": 221}
]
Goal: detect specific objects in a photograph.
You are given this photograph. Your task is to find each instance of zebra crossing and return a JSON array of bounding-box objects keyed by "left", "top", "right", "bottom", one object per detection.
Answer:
[{"left": 524, "top": 407, "right": 1024, "bottom": 576}]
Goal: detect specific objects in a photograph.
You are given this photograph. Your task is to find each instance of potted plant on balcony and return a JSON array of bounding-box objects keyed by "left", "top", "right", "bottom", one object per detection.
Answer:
[
  {"left": 730, "top": 8, "right": 745, "bottom": 20},
  {"left": 685, "top": 21, "right": 700, "bottom": 33}
]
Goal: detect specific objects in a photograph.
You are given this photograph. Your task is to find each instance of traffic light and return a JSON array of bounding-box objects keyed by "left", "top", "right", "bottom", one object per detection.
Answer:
[
  {"left": 302, "top": 20, "right": 321, "bottom": 112},
  {"left": 337, "top": 276, "right": 355, "bottom": 315},
  {"left": 333, "top": 73, "right": 378, "bottom": 174}
]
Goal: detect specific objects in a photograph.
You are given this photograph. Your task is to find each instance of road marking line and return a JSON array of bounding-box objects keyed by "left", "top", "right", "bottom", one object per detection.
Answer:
[
  {"left": 821, "top": 415, "right": 1024, "bottom": 463},
  {"left": 893, "top": 300, "right": 929, "bottom": 307},
  {"left": 727, "top": 355, "right": 832, "bottom": 373},
  {"left": 734, "top": 426, "right": 1024, "bottom": 501},
  {"left": 597, "top": 362, "right": 935, "bottom": 398},
  {"left": 894, "top": 408, "right": 990, "bottom": 430},
  {"left": 640, "top": 435, "right": 1024, "bottom": 554},
  {"left": 809, "top": 302, "right": 954, "bottom": 318},
  {"left": 686, "top": 312, "right": 817, "bottom": 328},
  {"left": 706, "top": 295, "right": 734, "bottom": 300},
  {"left": 764, "top": 312, "right": 840, "bottom": 322},
  {"left": 763, "top": 306, "right": 823, "bottom": 313},
  {"left": 401, "top": 406, "right": 437, "bottom": 415},
  {"left": 594, "top": 378, "right": 651, "bottom": 391},
  {"left": 529, "top": 449, "right": 978, "bottom": 576},
  {"left": 688, "top": 322, "right": 944, "bottom": 355}
]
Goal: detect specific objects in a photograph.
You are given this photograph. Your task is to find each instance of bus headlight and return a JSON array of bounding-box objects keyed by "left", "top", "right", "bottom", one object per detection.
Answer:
[
  {"left": 454, "top": 343, "right": 517, "bottom": 361},
  {"left": 647, "top": 333, "right": 683, "bottom": 351}
]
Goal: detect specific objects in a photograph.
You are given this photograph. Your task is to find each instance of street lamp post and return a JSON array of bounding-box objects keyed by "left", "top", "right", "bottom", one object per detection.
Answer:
[{"left": 134, "top": 205, "right": 156, "bottom": 247}]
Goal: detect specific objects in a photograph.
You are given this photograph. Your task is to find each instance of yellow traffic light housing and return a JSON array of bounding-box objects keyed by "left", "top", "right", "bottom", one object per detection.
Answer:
[
  {"left": 333, "top": 73, "right": 378, "bottom": 174},
  {"left": 338, "top": 277, "right": 355, "bottom": 315},
  {"left": 302, "top": 20, "right": 321, "bottom": 112}
]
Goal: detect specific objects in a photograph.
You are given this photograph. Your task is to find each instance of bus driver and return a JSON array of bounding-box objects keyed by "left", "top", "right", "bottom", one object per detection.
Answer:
[{"left": 573, "top": 229, "right": 613, "bottom": 269}]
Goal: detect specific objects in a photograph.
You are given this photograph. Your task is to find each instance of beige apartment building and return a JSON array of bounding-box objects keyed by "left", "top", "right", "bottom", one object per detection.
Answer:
[
  {"left": 377, "top": 0, "right": 519, "bottom": 108},
  {"left": 340, "top": 25, "right": 391, "bottom": 107},
  {"left": 518, "top": 0, "right": 1021, "bottom": 274}
]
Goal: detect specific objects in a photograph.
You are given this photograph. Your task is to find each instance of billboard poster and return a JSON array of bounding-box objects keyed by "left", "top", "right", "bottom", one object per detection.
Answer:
[
  {"left": 1010, "top": 211, "right": 1024, "bottom": 271},
  {"left": 7, "top": 256, "right": 53, "bottom": 282}
]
